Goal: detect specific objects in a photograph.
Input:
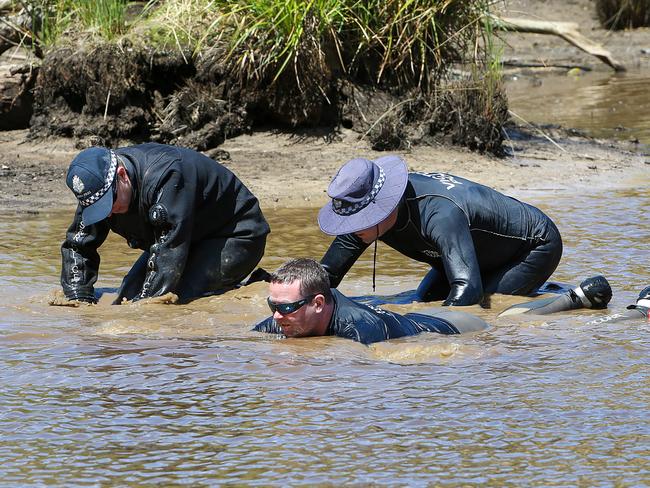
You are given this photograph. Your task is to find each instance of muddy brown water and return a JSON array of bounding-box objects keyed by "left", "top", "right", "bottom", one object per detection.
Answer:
[
  {"left": 1, "top": 176, "right": 648, "bottom": 485},
  {"left": 507, "top": 70, "right": 650, "bottom": 144}
]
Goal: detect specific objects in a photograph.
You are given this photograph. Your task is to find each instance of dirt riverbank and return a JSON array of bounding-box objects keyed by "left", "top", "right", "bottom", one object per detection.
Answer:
[
  {"left": 0, "top": 0, "right": 649, "bottom": 214},
  {"left": 0, "top": 125, "right": 647, "bottom": 214}
]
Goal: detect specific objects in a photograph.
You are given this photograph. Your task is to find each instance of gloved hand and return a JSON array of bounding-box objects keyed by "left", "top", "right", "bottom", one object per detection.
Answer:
[{"left": 64, "top": 291, "right": 97, "bottom": 304}]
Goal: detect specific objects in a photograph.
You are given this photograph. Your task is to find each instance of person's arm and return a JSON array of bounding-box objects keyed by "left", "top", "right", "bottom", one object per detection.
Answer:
[
  {"left": 133, "top": 170, "right": 195, "bottom": 300},
  {"left": 421, "top": 200, "right": 483, "bottom": 306},
  {"left": 60, "top": 207, "right": 111, "bottom": 303},
  {"left": 320, "top": 234, "right": 369, "bottom": 288}
]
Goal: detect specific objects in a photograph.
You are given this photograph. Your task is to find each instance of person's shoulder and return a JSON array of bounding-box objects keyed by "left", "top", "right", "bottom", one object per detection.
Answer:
[
  {"left": 252, "top": 316, "right": 283, "bottom": 334},
  {"left": 118, "top": 143, "right": 181, "bottom": 165}
]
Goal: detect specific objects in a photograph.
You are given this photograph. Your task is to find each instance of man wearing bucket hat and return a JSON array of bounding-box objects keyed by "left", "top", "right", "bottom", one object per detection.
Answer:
[
  {"left": 61, "top": 143, "right": 270, "bottom": 304},
  {"left": 318, "top": 156, "right": 563, "bottom": 306}
]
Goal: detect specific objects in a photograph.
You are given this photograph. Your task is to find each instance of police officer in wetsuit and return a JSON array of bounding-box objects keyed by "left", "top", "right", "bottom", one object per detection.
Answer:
[
  {"left": 253, "top": 258, "right": 488, "bottom": 345},
  {"left": 61, "top": 143, "right": 270, "bottom": 304},
  {"left": 317, "top": 156, "right": 563, "bottom": 306}
]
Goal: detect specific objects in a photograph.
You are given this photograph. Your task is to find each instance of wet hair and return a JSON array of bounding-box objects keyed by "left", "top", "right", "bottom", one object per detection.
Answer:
[{"left": 270, "top": 258, "right": 332, "bottom": 304}]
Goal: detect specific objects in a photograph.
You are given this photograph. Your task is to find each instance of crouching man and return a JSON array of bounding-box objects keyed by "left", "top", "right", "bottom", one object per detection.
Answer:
[
  {"left": 254, "top": 258, "right": 488, "bottom": 345},
  {"left": 61, "top": 143, "right": 270, "bottom": 304}
]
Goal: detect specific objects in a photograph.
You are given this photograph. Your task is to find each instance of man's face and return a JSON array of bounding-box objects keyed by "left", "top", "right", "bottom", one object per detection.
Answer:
[
  {"left": 268, "top": 280, "right": 320, "bottom": 338},
  {"left": 354, "top": 207, "right": 399, "bottom": 244}
]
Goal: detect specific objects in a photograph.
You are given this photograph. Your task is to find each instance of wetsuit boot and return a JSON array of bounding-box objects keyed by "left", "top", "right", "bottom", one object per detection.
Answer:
[
  {"left": 585, "top": 285, "right": 650, "bottom": 325},
  {"left": 498, "top": 275, "right": 612, "bottom": 317}
]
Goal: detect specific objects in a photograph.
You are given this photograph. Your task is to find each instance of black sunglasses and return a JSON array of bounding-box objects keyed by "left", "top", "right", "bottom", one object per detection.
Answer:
[{"left": 267, "top": 294, "right": 316, "bottom": 315}]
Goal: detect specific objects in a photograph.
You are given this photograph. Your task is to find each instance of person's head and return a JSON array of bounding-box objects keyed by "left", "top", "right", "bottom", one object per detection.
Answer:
[
  {"left": 317, "top": 155, "right": 408, "bottom": 243},
  {"left": 66, "top": 147, "right": 132, "bottom": 225},
  {"left": 267, "top": 258, "right": 333, "bottom": 338}
]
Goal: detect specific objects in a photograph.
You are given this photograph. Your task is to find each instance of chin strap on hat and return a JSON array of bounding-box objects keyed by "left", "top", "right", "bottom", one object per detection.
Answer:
[{"left": 372, "top": 224, "right": 378, "bottom": 292}]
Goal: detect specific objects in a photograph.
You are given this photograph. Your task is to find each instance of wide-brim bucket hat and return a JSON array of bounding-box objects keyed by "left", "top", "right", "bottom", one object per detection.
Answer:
[{"left": 318, "top": 155, "right": 408, "bottom": 236}]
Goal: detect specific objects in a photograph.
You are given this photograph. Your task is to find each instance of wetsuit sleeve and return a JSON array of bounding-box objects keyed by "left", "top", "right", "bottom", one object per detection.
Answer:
[
  {"left": 252, "top": 316, "right": 284, "bottom": 334},
  {"left": 135, "top": 170, "right": 194, "bottom": 300},
  {"left": 60, "top": 207, "right": 111, "bottom": 303},
  {"left": 320, "top": 234, "right": 370, "bottom": 288},
  {"left": 421, "top": 200, "right": 483, "bottom": 306}
]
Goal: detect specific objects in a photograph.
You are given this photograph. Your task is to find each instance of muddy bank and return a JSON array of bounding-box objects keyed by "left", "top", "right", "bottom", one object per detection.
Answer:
[
  {"left": 1, "top": 0, "right": 649, "bottom": 214},
  {"left": 0, "top": 124, "right": 647, "bottom": 214},
  {"left": 25, "top": 42, "right": 506, "bottom": 155},
  {"left": 495, "top": 0, "right": 650, "bottom": 73}
]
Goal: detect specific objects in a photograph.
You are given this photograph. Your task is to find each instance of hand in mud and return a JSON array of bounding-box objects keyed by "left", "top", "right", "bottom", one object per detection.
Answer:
[{"left": 48, "top": 289, "right": 96, "bottom": 306}]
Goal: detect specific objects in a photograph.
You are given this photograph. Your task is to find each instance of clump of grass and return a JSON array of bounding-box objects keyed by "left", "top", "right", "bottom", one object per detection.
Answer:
[
  {"left": 21, "top": 0, "right": 129, "bottom": 48},
  {"left": 596, "top": 0, "right": 650, "bottom": 29},
  {"left": 137, "top": 0, "right": 226, "bottom": 54},
  {"left": 217, "top": 0, "right": 490, "bottom": 92},
  {"left": 27, "top": 0, "right": 493, "bottom": 91},
  {"left": 74, "top": 0, "right": 129, "bottom": 40},
  {"left": 21, "top": 0, "right": 74, "bottom": 48}
]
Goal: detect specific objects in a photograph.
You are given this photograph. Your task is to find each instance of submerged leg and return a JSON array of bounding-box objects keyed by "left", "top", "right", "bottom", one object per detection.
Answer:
[
  {"left": 174, "top": 234, "right": 267, "bottom": 302},
  {"left": 498, "top": 275, "right": 612, "bottom": 317},
  {"left": 483, "top": 231, "right": 563, "bottom": 296},
  {"left": 113, "top": 251, "right": 150, "bottom": 304}
]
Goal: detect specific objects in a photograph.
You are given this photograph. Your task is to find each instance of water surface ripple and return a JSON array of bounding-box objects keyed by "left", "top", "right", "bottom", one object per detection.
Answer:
[{"left": 1, "top": 183, "right": 648, "bottom": 486}]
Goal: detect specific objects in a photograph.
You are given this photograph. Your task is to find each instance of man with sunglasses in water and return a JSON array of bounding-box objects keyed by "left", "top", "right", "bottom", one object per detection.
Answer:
[
  {"left": 61, "top": 144, "right": 269, "bottom": 304},
  {"left": 253, "top": 258, "right": 488, "bottom": 345}
]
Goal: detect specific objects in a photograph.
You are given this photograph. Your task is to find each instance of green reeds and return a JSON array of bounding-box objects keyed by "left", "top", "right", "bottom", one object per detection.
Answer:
[
  {"left": 136, "top": 0, "right": 491, "bottom": 91},
  {"left": 218, "top": 0, "right": 490, "bottom": 90},
  {"left": 27, "top": 0, "right": 492, "bottom": 91},
  {"left": 24, "top": 0, "right": 128, "bottom": 47},
  {"left": 23, "top": 0, "right": 74, "bottom": 48},
  {"left": 595, "top": 0, "right": 650, "bottom": 29},
  {"left": 74, "top": 0, "right": 129, "bottom": 40}
]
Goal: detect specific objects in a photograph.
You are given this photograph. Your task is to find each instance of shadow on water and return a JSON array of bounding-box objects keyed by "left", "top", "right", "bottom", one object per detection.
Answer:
[{"left": 0, "top": 181, "right": 648, "bottom": 484}]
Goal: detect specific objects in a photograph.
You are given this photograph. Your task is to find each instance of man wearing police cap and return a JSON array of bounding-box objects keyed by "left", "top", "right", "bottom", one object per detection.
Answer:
[{"left": 61, "top": 143, "right": 270, "bottom": 304}]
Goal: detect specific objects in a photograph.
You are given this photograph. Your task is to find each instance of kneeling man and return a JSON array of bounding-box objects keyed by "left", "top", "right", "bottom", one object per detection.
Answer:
[
  {"left": 61, "top": 143, "right": 269, "bottom": 304},
  {"left": 254, "top": 258, "right": 488, "bottom": 345}
]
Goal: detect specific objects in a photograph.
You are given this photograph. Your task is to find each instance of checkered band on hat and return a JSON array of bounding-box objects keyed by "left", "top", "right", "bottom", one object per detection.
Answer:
[
  {"left": 79, "top": 151, "right": 118, "bottom": 207},
  {"left": 332, "top": 167, "right": 386, "bottom": 216}
]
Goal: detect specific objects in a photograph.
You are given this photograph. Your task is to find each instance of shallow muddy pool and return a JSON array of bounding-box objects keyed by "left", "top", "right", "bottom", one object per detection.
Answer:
[
  {"left": 507, "top": 69, "right": 650, "bottom": 144},
  {"left": 1, "top": 178, "right": 648, "bottom": 485}
]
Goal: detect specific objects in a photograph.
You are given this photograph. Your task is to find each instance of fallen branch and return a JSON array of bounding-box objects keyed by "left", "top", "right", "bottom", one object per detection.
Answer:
[
  {"left": 503, "top": 59, "right": 592, "bottom": 71},
  {"left": 0, "top": 8, "right": 33, "bottom": 56},
  {"left": 491, "top": 16, "right": 626, "bottom": 72}
]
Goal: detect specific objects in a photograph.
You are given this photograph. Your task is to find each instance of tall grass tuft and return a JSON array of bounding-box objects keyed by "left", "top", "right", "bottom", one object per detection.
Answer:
[
  {"left": 22, "top": 0, "right": 130, "bottom": 47},
  {"left": 595, "top": 0, "right": 650, "bottom": 29},
  {"left": 215, "top": 0, "right": 491, "bottom": 91},
  {"left": 24, "top": 0, "right": 74, "bottom": 48},
  {"left": 74, "top": 0, "right": 129, "bottom": 40},
  {"left": 138, "top": 0, "right": 226, "bottom": 54}
]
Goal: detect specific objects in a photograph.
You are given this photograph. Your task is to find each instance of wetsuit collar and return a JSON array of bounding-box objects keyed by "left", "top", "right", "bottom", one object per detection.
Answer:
[{"left": 325, "top": 289, "right": 340, "bottom": 337}]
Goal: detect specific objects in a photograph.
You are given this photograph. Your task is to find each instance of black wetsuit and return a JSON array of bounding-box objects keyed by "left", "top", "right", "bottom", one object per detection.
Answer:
[
  {"left": 61, "top": 143, "right": 270, "bottom": 303},
  {"left": 585, "top": 305, "right": 650, "bottom": 325},
  {"left": 254, "top": 289, "right": 462, "bottom": 345},
  {"left": 321, "top": 172, "right": 562, "bottom": 306}
]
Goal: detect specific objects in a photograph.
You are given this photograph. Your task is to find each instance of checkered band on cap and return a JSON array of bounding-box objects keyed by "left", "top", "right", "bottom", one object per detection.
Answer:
[
  {"left": 331, "top": 167, "right": 386, "bottom": 216},
  {"left": 78, "top": 151, "right": 118, "bottom": 207}
]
